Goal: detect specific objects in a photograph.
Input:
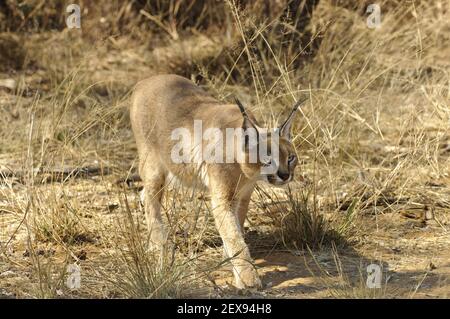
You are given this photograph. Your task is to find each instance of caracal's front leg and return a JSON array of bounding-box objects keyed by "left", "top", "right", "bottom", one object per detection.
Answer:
[
  {"left": 235, "top": 184, "right": 254, "bottom": 233},
  {"left": 210, "top": 190, "right": 261, "bottom": 289}
]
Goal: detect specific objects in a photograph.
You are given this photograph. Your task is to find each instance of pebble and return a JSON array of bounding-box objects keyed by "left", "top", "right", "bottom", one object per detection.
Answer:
[{"left": 0, "top": 270, "right": 15, "bottom": 277}]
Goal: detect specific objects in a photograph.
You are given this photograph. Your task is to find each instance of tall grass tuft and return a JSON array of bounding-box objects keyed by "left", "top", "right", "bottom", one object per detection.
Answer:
[
  {"left": 97, "top": 195, "right": 198, "bottom": 298},
  {"left": 255, "top": 185, "right": 347, "bottom": 250}
]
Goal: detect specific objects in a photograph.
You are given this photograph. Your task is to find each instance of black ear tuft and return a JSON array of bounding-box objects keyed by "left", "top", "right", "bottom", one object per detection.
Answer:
[
  {"left": 235, "top": 97, "right": 260, "bottom": 149},
  {"left": 235, "top": 97, "right": 248, "bottom": 118},
  {"left": 279, "top": 97, "right": 308, "bottom": 140},
  {"left": 235, "top": 97, "right": 258, "bottom": 131}
]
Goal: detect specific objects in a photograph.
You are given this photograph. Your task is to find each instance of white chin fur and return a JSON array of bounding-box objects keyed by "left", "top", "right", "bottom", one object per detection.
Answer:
[
  {"left": 262, "top": 175, "right": 291, "bottom": 187},
  {"left": 274, "top": 176, "right": 285, "bottom": 184}
]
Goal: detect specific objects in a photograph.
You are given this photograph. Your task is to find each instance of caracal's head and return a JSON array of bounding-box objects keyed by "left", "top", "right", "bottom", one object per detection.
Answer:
[{"left": 236, "top": 98, "right": 306, "bottom": 186}]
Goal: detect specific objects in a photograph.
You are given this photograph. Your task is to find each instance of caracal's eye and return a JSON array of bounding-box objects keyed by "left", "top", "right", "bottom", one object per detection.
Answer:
[{"left": 288, "top": 154, "right": 296, "bottom": 164}]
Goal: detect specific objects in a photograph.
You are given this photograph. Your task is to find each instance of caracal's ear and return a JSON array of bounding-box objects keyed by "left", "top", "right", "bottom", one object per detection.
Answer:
[
  {"left": 235, "top": 97, "right": 261, "bottom": 134},
  {"left": 278, "top": 97, "right": 308, "bottom": 140}
]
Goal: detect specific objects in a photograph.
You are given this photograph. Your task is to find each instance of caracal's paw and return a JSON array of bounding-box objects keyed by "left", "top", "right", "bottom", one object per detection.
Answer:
[
  {"left": 234, "top": 266, "right": 262, "bottom": 290},
  {"left": 147, "top": 228, "right": 168, "bottom": 253}
]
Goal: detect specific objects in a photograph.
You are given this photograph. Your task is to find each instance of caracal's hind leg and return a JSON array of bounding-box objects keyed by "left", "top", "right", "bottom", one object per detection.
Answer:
[{"left": 139, "top": 154, "right": 167, "bottom": 250}]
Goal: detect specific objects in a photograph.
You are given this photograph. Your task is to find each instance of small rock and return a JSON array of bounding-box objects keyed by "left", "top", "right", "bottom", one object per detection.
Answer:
[
  {"left": 0, "top": 79, "right": 16, "bottom": 90},
  {"left": 0, "top": 270, "right": 15, "bottom": 277},
  {"left": 424, "top": 207, "right": 434, "bottom": 220}
]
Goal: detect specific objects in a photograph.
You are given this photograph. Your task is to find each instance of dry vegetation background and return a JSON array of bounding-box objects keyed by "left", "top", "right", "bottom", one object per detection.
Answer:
[{"left": 0, "top": 0, "right": 449, "bottom": 298}]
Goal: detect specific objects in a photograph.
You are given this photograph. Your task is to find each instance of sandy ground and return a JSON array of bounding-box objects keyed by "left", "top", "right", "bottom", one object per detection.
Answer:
[{"left": 1, "top": 174, "right": 448, "bottom": 298}]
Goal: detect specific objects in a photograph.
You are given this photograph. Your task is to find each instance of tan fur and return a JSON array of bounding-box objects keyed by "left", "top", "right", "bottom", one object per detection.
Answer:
[{"left": 130, "top": 74, "right": 302, "bottom": 289}]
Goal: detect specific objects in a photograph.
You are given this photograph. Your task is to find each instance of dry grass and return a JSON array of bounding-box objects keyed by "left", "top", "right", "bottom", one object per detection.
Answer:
[
  {"left": 306, "top": 245, "right": 396, "bottom": 299},
  {"left": 93, "top": 195, "right": 199, "bottom": 298},
  {"left": 254, "top": 184, "right": 351, "bottom": 250},
  {"left": 0, "top": 0, "right": 449, "bottom": 298}
]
